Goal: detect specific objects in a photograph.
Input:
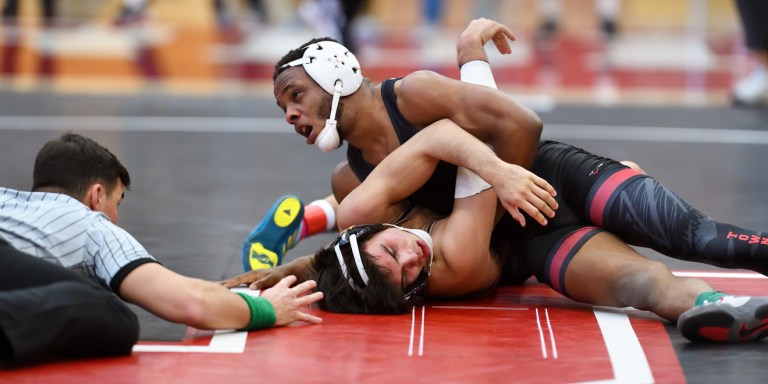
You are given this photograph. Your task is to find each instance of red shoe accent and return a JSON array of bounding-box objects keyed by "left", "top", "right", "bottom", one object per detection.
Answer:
[{"left": 699, "top": 326, "right": 730, "bottom": 342}]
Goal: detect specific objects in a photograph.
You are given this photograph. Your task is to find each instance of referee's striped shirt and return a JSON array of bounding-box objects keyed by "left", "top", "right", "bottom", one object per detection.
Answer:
[{"left": 0, "top": 187, "right": 156, "bottom": 293}]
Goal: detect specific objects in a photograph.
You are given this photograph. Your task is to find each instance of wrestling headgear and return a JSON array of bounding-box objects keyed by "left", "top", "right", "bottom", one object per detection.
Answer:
[
  {"left": 282, "top": 41, "right": 363, "bottom": 153},
  {"left": 330, "top": 224, "right": 434, "bottom": 301}
]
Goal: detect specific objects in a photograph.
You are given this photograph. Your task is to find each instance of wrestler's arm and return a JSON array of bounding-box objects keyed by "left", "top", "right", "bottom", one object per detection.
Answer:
[
  {"left": 338, "top": 119, "right": 504, "bottom": 227},
  {"left": 399, "top": 19, "right": 539, "bottom": 169},
  {"left": 397, "top": 72, "right": 541, "bottom": 170},
  {"left": 454, "top": 18, "right": 648, "bottom": 176},
  {"left": 428, "top": 18, "right": 560, "bottom": 227},
  {"left": 454, "top": 19, "right": 560, "bottom": 225},
  {"left": 394, "top": 73, "right": 556, "bottom": 227},
  {"left": 428, "top": 188, "right": 501, "bottom": 297},
  {"left": 334, "top": 19, "right": 517, "bottom": 214},
  {"left": 123, "top": 263, "right": 322, "bottom": 329},
  {"left": 221, "top": 254, "right": 316, "bottom": 290},
  {"left": 338, "top": 120, "right": 501, "bottom": 295}
]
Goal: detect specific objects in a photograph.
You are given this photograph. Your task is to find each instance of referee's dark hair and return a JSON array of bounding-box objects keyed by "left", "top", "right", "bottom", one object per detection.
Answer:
[{"left": 32, "top": 133, "right": 131, "bottom": 199}]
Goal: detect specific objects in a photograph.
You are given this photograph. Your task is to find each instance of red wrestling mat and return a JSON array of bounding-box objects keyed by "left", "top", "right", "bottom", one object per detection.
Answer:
[{"left": 3, "top": 271, "right": 764, "bottom": 384}]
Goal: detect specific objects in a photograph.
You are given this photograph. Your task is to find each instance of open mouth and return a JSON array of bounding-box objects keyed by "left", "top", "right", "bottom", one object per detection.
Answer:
[{"left": 296, "top": 125, "right": 315, "bottom": 144}]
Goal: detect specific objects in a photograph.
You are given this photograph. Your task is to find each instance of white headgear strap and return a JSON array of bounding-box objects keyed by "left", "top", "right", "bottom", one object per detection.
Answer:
[
  {"left": 334, "top": 233, "right": 369, "bottom": 290},
  {"left": 282, "top": 41, "right": 363, "bottom": 152}
]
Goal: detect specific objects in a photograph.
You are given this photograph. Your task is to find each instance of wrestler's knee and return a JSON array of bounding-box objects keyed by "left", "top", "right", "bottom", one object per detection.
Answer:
[{"left": 619, "top": 160, "right": 645, "bottom": 174}]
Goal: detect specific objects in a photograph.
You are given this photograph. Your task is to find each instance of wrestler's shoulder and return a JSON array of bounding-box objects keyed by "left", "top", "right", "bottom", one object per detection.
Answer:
[{"left": 398, "top": 71, "right": 453, "bottom": 92}]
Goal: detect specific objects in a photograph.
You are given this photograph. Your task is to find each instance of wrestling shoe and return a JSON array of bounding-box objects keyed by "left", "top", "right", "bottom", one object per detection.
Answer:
[
  {"left": 241, "top": 195, "right": 304, "bottom": 271},
  {"left": 677, "top": 295, "right": 768, "bottom": 343}
]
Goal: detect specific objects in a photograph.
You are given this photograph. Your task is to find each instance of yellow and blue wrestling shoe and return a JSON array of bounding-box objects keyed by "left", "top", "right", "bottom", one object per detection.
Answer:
[{"left": 241, "top": 195, "right": 304, "bottom": 271}]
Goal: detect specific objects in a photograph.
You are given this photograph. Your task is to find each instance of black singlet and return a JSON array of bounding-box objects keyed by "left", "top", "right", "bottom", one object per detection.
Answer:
[{"left": 346, "top": 78, "right": 457, "bottom": 216}]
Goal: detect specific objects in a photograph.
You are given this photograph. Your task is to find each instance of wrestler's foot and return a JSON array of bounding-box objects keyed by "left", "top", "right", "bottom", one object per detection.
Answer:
[
  {"left": 677, "top": 295, "right": 768, "bottom": 343},
  {"left": 241, "top": 195, "right": 304, "bottom": 271}
]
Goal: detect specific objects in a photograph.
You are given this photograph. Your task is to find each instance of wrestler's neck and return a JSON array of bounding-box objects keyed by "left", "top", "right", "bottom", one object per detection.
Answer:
[
  {"left": 342, "top": 82, "right": 401, "bottom": 165},
  {"left": 396, "top": 205, "right": 439, "bottom": 233}
]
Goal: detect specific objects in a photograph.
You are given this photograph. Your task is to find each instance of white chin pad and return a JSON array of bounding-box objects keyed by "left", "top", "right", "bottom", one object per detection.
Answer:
[
  {"left": 315, "top": 121, "right": 340, "bottom": 152},
  {"left": 387, "top": 224, "right": 434, "bottom": 260}
]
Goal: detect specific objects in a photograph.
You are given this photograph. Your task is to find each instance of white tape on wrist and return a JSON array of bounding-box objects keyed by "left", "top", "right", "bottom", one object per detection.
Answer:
[
  {"left": 455, "top": 166, "right": 492, "bottom": 198},
  {"left": 460, "top": 60, "right": 498, "bottom": 89}
]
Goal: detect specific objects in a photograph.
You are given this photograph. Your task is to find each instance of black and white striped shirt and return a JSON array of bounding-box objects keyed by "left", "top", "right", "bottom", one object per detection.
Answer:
[{"left": 0, "top": 187, "right": 155, "bottom": 292}]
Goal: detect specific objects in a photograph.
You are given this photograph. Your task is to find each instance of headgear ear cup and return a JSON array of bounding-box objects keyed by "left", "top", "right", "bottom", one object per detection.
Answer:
[{"left": 282, "top": 41, "right": 363, "bottom": 152}]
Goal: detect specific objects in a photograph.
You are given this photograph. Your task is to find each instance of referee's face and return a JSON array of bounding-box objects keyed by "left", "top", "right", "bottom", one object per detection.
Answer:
[{"left": 101, "top": 180, "right": 125, "bottom": 224}]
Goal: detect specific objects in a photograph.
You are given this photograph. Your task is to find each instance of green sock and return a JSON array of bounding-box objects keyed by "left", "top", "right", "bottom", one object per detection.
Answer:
[{"left": 695, "top": 291, "right": 728, "bottom": 306}]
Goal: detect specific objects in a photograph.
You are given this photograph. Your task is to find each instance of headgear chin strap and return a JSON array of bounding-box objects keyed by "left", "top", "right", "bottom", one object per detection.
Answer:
[{"left": 282, "top": 41, "right": 363, "bottom": 153}]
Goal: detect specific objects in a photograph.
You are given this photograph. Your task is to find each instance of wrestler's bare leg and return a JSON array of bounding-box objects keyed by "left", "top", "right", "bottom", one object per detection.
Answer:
[{"left": 563, "top": 231, "right": 712, "bottom": 322}]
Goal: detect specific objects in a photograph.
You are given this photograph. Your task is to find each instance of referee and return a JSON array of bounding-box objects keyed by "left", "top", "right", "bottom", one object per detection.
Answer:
[{"left": 0, "top": 133, "right": 323, "bottom": 368}]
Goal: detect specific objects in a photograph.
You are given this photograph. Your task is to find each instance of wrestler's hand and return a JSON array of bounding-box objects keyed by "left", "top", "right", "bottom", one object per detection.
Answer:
[
  {"left": 260, "top": 275, "right": 323, "bottom": 326},
  {"left": 220, "top": 266, "right": 288, "bottom": 290},
  {"left": 457, "top": 17, "right": 516, "bottom": 66},
  {"left": 493, "top": 163, "right": 558, "bottom": 227}
]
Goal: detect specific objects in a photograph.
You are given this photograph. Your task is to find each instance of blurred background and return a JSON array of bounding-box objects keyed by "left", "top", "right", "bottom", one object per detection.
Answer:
[
  {"left": 0, "top": 0, "right": 757, "bottom": 106},
  {"left": 2, "top": 2, "right": 766, "bottom": 358}
]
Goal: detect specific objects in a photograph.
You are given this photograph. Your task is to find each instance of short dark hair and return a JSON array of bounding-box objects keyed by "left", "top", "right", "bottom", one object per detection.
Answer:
[
  {"left": 311, "top": 225, "right": 409, "bottom": 314},
  {"left": 32, "top": 133, "right": 131, "bottom": 198},
  {"left": 273, "top": 37, "right": 339, "bottom": 82}
]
